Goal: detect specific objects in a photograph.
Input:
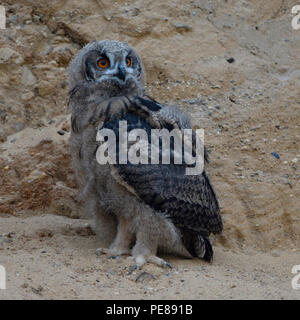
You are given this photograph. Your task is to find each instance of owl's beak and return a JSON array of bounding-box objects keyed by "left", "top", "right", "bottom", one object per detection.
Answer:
[{"left": 115, "top": 65, "right": 126, "bottom": 82}]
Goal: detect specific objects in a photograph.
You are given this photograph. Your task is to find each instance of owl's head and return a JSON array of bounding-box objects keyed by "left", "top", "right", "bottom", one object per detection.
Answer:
[{"left": 68, "top": 40, "right": 145, "bottom": 97}]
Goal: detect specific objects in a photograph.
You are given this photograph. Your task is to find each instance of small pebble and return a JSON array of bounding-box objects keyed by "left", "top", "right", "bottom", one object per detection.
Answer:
[
  {"left": 271, "top": 152, "right": 280, "bottom": 159},
  {"left": 229, "top": 94, "right": 236, "bottom": 103},
  {"left": 57, "top": 130, "right": 66, "bottom": 135},
  {"left": 226, "top": 57, "right": 235, "bottom": 63},
  {"left": 250, "top": 125, "right": 261, "bottom": 131},
  {"left": 135, "top": 272, "right": 156, "bottom": 283},
  {"left": 174, "top": 24, "right": 192, "bottom": 32}
]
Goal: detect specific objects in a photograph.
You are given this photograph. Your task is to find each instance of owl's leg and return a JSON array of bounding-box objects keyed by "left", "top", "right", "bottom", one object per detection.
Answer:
[
  {"left": 109, "top": 217, "right": 134, "bottom": 255},
  {"left": 130, "top": 228, "right": 172, "bottom": 269},
  {"left": 96, "top": 217, "right": 133, "bottom": 256}
]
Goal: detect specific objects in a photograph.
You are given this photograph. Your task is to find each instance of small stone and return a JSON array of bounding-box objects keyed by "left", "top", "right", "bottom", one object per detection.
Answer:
[
  {"left": 31, "top": 286, "right": 43, "bottom": 295},
  {"left": 188, "top": 99, "right": 196, "bottom": 104},
  {"left": 20, "top": 66, "right": 37, "bottom": 87},
  {"left": 32, "top": 15, "right": 41, "bottom": 23},
  {"left": 254, "top": 170, "right": 264, "bottom": 177},
  {"left": 229, "top": 94, "right": 236, "bottom": 103},
  {"left": 0, "top": 47, "right": 24, "bottom": 64},
  {"left": 24, "top": 170, "right": 47, "bottom": 182},
  {"left": 271, "top": 152, "right": 280, "bottom": 159},
  {"left": 226, "top": 57, "right": 235, "bottom": 63},
  {"left": 6, "top": 232, "right": 14, "bottom": 238},
  {"left": 129, "top": 265, "right": 138, "bottom": 273},
  {"left": 37, "top": 80, "right": 54, "bottom": 97},
  {"left": 174, "top": 23, "right": 192, "bottom": 33},
  {"left": 57, "top": 130, "right": 66, "bottom": 135},
  {"left": 21, "top": 92, "right": 35, "bottom": 101},
  {"left": 135, "top": 272, "right": 156, "bottom": 283},
  {"left": 250, "top": 125, "right": 261, "bottom": 131},
  {"left": 8, "top": 15, "right": 19, "bottom": 24}
]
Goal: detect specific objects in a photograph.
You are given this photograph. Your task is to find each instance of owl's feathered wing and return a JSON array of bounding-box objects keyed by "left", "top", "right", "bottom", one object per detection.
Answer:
[{"left": 100, "top": 96, "right": 223, "bottom": 260}]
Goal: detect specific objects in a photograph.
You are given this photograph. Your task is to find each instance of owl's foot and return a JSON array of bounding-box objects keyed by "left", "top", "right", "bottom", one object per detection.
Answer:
[{"left": 128, "top": 254, "right": 173, "bottom": 270}]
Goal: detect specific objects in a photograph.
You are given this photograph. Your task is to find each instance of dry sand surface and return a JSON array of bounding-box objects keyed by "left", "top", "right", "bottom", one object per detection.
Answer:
[
  {"left": 0, "top": 214, "right": 299, "bottom": 300},
  {"left": 0, "top": 0, "right": 299, "bottom": 299}
]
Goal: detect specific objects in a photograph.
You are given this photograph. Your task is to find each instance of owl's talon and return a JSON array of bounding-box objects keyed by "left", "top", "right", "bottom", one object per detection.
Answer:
[
  {"left": 163, "top": 261, "right": 173, "bottom": 269},
  {"left": 132, "top": 254, "right": 172, "bottom": 269},
  {"left": 95, "top": 247, "right": 107, "bottom": 256}
]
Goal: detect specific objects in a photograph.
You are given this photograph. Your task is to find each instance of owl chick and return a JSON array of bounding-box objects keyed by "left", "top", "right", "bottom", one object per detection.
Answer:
[{"left": 68, "top": 40, "right": 222, "bottom": 268}]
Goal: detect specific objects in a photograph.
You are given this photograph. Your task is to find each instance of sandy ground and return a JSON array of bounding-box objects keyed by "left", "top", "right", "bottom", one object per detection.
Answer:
[
  {"left": 0, "top": 214, "right": 299, "bottom": 300},
  {"left": 0, "top": 0, "right": 299, "bottom": 300}
]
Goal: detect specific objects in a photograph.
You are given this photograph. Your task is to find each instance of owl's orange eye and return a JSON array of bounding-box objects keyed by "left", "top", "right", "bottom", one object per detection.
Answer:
[
  {"left": 126, "top": 57, "right": 131, "bottom": 67},
  {"left": 97, "top": 57, "right": 110, "bottom": 69}
]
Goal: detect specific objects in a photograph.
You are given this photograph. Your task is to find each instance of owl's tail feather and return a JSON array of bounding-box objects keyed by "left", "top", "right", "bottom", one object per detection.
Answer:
[
  {"left": 194, "top": 234, "right": 213, "bottom": 262},
  {"left": 180, "top": 229, "right": 214, "bottom": 262}
]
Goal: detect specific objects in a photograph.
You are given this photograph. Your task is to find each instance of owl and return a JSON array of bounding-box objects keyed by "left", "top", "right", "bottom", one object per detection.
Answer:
[{"left": 67, "top": 40, "right": 222, "bottom": 268}]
